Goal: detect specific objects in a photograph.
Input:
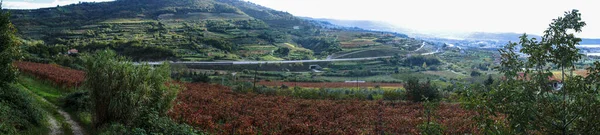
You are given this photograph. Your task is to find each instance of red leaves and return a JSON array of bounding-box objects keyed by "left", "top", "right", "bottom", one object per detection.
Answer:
[
  {"left": 14, "top": 61, "right": 85, "bottom": 88},
  {"left": 169, "top": 83, "right": 478, "bottom": 135}
]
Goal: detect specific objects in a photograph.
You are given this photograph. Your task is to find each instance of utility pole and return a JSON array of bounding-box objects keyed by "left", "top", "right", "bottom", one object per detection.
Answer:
[{"left": 253, "top": 64, "right": 258, "bottom": 91}]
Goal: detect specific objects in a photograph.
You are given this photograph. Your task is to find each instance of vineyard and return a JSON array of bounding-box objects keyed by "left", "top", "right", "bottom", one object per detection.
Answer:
[
  {"left": 14, "top": 61, "right": 85, "bottom": 88},
  {"left": 13, "top": 61, "right": 481, "bottom": 134},
  {"left": 258, "top": 81, "right": 403, "bottom": 88},
  {"left": 169, "top": 83, "right": 478, "bottom": 135}
]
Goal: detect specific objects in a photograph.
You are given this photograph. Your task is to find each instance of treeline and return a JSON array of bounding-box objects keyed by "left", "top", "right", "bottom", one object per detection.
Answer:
[
  {"left": 296, "top": 37, "right": 342, "bottom": 55},
  {"left": 204, "top": 19, "right": 269, "bottom": 33},
  {"left": 404, "top": 55, "right": 441, "bottom": 66}
]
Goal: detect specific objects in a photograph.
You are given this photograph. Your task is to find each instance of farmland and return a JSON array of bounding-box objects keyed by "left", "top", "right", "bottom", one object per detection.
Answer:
[
  {"left": 14, "top": 59, "right": 483, "bottom": 134},
  {"left": 14, "top": 61, "right": 85, "bottom": 88},
  {"left": 170, "top": 83, "right": 478, "bottom": 134}
]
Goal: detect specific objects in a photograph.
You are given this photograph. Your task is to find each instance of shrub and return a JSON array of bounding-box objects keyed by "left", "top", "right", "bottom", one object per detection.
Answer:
[
  {"left": 0, "top": 86, "right": 44, "bottom": 134},
  {"left": 191, "top": 73, "right": 210, "bottom": 83},
  {"left": 63, "top": 91, "right": 91, "bottom": 112},
  {"left": 470, "top": 71, "right": 481, "bottom": 77},
  {"left": 405, "top": 78, "right": 439, "bottom": 102},
  {"left": 83, "top": 50, "right": 179, "bottom": 128},
  {"left": 99, "top": 113, "right": 203, "bottom": 135}
]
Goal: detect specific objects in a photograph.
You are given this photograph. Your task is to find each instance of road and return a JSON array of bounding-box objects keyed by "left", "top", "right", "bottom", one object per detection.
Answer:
[
  {"left": 143, "top": 41, "right": 439, "bottom": 66},
  {"left": 413, "top": 42, "right": 427, "bottom": 52}
]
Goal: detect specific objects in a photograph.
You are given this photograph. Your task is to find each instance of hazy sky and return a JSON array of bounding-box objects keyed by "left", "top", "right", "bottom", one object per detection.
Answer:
[
  {"left": 246, "top": 0, "right": 599, "bottom": 38},
  {"left": 2, "top": 0, "right": 598, "bottom": 38},
  {"left": 2, "top": 0, "right": 112, "bottom": 9}
]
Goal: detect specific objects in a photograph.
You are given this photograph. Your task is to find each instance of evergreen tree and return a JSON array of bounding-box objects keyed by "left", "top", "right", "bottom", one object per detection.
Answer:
[{"left": 0, "top": 5, "right": 20, "bottom": 86}]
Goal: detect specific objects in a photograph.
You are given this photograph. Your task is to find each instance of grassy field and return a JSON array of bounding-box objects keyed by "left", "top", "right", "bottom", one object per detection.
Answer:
[{"left": 16, "top": 76, "right": 75, "bottom": 135}]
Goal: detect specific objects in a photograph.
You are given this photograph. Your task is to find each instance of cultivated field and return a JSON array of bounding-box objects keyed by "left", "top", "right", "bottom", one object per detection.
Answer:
[
  {"left": 14, "top": 61, "right": 85, "bottom": 88},
  {"left": 170, "top": 83, "right": 479, "bottom": 134}
]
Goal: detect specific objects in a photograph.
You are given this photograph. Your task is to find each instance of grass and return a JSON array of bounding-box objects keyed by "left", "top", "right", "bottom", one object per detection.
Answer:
[
  {"left": 17, "top": 75, "right": 70, "bottom": 105},
  {"left": 101, "top": 18, "right": 157, "bottom": 24},
  {"left": 423, "top": 71, "right": 468, "bottom": 79},
  {"left": 15, "top": 76, "right": 75, "bottom": 135},
  {"left": 392, "top": 72, "right": 439, "bottom": 81},
  {"left": 260, "top": 55, "right": 284, "bottom": 61},
  {"left": 18, "top": 75, "right": 97, "bottom": 135}
]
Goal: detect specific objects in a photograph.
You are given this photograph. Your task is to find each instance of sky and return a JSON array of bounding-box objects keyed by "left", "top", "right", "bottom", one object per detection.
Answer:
[
  {"left": 2, "top": 0, "right": 112, "bottom": 9},
  {"left": 245, "top": 0, "right": 599, "bottom": 38},
  {"left": 2, "top": 0, "right": 598, "bottom": 38}
]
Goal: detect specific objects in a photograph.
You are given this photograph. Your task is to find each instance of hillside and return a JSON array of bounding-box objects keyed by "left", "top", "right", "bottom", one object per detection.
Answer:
[
  {"left": 8, "top": 0, "right": 423, "bottom": 62},
  {"left": 314, "top": 18, "right": 600, "bottom": 49}
]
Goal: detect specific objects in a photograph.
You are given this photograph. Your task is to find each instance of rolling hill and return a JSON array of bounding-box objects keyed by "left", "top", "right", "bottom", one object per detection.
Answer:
[
  {"left": 8, "top": 0, "right": 423, "bottom": 62},
  {"left": 315, "top": 18, "right": 600, "bottom": 48}
]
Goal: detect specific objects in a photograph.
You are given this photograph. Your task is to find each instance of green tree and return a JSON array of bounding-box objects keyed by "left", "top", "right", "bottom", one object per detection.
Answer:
[
  {"left": 0, "top": 6, "right": 20, "bottom": 86},
  {"left": 405, "top": 78, "right": 439, "bottom": 102},
  {"left": 83, "top": 50, "right": 179, "bottom": 128},
  {"left": 275, "top": 47, "right": 290, "bottom": 56},
  {"left": 0, "top": 5, "right": 44, "bottom": 134},
  {"left": 483, "top": 75, "right": 494, "bottom": 86},
  {"left": 461, "top": 9, "right": 600, "bottom": 134}
]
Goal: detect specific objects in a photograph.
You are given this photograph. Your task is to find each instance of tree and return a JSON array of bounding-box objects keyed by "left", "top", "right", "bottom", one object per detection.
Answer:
[
  {"left": 484, "top": 75, "right": 494, "bottom": 86},
  {"left": 470, "top": 71, "right": 481, "bottom": 77},
  {"left": 460, "top": 9, "right": 600, "bottom": 134},
  {"left": 0, "top": 5, "right": 44, "bottom": 134},
  {"left": 83, "top": 50, "right": 179, "bottom": 128},
  {"left": 405, "top": 78, "right": 439, "bottom": 102},
  {"left": 0, "top": 6, "right": 20, "bottom": 86},
  {"left": 275, "top": 47, "right": 290, "bottom": 56}
]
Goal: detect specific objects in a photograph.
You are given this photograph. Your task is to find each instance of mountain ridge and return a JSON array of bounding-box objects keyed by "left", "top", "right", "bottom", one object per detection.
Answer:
[{"left": 8, "top": 0, "right": 423, "bottom": 61}]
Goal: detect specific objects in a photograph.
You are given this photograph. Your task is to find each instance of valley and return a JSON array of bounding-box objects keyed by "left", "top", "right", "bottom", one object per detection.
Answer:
[{"left": 1, "top": 0, "right": 600, "bottom": 135}]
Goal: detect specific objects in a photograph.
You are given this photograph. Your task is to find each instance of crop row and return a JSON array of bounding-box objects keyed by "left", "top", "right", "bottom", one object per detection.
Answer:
[
  {"left": 14, "top": 61, "right": 85, "bottom": 88},
  {"left": 169, "top": 83, "right": 478, "bottom": 135}
]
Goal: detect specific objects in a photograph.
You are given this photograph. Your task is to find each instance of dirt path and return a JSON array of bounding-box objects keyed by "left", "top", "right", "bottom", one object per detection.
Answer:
[
  {"left": 20, "top": 83, "right": 85, "bottom": 135},
  {"left": 47, "top": 115, "right": 62, "bottom": 135},
  {"left": 58, "top": 109, "right": 84, "bottom": 135}
]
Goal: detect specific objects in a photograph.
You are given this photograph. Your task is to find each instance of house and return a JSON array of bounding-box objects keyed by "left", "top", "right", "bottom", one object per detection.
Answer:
[
  {"left": 504, "top": 72, "right": 564, "bottom": 91},
  {"left": 67, "top": 49, "right": 79, "bottom": 56}
]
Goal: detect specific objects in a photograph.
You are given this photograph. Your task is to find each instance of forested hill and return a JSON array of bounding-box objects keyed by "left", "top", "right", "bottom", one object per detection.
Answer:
[{"left": 8, "top": 0, "right": 423, "bottom": 61}]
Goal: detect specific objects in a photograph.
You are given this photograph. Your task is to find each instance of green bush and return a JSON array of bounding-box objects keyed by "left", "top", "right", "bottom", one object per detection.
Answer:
[
  {"left": 100, "top": 113, "right": 203, "bottom": 135},
  {"left": 83, "top": 50, "right": 179, "bottom": 128},
  {"left": 417, "top": 122, "right": 445, "bottom": 135},
  {"left": 405, "top": 78, "right": 439, "bottom": 102},
  {"left": 0, "top": 86, "right": 45, "bottom": 134},
  {"left": 191, "top": 73, "right": 210, "bottom": 83},
  {"left": 63, "top": 91, "right": 91, "bottom": 112}
]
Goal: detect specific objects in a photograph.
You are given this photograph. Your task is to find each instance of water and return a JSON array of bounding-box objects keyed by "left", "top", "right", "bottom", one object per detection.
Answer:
[{"left": 577, "top": 45, "right": 600, "bottom": 48}]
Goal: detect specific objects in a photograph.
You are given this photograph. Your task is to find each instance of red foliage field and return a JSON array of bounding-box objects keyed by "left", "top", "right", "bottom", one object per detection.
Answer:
[
  {"left": 13, "top": 61, "right": 480, "bottom": 134},
  {"left": 169, "top": 83, "right": 478, "bottom": 135},
  {"left": 258, "top": 81, "right": 404, "bottom": 88},
  {"left": 14, "top": 61, "right": 85, "bottom": 87}
]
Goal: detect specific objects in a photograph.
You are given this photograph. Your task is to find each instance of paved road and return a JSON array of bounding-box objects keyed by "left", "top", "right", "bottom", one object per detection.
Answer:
[
  {"left": 142, "top": 42, "right": 439, "bottom": 66},
  {"left": 413, "top": 42, "right": 427, "bottom": 52}
]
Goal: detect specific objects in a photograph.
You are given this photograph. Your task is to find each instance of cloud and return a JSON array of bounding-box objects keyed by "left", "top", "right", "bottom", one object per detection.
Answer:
[{"left": 2, "top": 0, "right": 113, "bottom": 9}]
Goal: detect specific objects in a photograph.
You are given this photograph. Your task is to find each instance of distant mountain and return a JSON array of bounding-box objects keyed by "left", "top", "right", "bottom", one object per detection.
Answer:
[{"left": 310, "top": 19, "right": 600, "bottom": 46}]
